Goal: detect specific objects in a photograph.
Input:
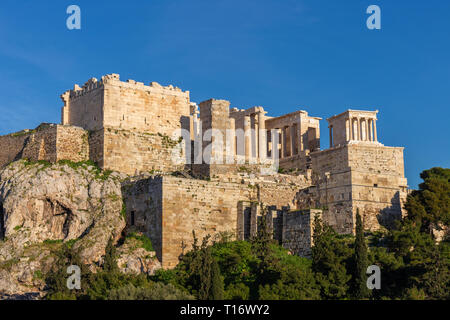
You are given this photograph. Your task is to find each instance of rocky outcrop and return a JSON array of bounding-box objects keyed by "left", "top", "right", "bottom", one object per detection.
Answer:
[
  {"left": 117, "top": 237, "right": 161, "bottom": 275},
  {"left": 0, "top": 160, "right": 159, "bottom": 297}
]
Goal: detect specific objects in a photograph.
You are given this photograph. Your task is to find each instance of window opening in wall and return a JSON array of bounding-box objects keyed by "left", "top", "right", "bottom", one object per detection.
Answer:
[{"left": 130, "top": 211, "right": 135, "bottom": 225}]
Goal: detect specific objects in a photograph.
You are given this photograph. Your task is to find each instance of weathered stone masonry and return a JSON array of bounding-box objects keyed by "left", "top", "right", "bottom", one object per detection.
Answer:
[
  {"left": 0, "top": 124, "right": 89, "bottom": 167},
  {"left": 0, "top": 74, "right": 409, "bottom": 268}
]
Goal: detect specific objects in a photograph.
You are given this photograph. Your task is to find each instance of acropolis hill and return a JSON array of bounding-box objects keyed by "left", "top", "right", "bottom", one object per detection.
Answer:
[{"left": 0, "top": 74, "right": 409, "bottom": 268}]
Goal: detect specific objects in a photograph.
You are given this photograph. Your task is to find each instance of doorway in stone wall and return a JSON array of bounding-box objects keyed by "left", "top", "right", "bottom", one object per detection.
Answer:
[{"left": 243, "top": 206, "right": 252, "bottom": 240}]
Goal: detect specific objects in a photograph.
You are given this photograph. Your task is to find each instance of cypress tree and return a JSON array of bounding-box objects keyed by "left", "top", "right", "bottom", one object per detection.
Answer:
[
  {"left": 104, "top": 237, "right": 119, "bottom": 273},
  {"left": 251, "top": 205, "right": 280, "bottom": 298},
  {"left": 210, "top": 259, "right": 224, "bottom": 300},
  {"left": 197, "top": 235, "right": 213, "bottom": 300},
  {"left": 354, "top": 209, "right": 370, "bottom": 299}
]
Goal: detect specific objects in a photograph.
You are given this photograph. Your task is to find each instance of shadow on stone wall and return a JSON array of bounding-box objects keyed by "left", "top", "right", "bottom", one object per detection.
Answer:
[
  {"left": 120, "top": 178, "right": 164, "bottom": 263},
  {"left": 377, "top": 191, "right": 403, "bottom": 229},
  {"left": 12, "top": 136, "right": 30, "bottom": 162}
]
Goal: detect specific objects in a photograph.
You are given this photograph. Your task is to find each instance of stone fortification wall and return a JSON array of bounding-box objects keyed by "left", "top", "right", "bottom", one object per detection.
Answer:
[{"left": 0, "top": 124, "right": 89, "bottom": 168}]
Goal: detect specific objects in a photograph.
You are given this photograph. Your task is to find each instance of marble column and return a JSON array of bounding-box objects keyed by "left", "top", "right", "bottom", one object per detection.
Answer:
[
  {"left": 244, "top": 115, "right": 251, "bottom": 162},
  {"left": 364, "top": 119, "right": 370, "bottom": 141},
  {"left": 227, "top": 118, "right": 236, "bottom": 163},
  {"left": 297, "top": 116, "right": 303, "bottom": 152},
  {"left": 271, "top": 129, "right": 280, "bottom": 160},
  {"left": 357, "top": 118, "right": 362, "bottom": 141},
  {"left": 290, "top": 125, "right": 296, "bottom": 156},
  {"left": 345, "top": 119, "right": 351, "bottom": 141},
  {"left": 349, "top": 118, "right": 353, "bottom": 141},
  {"left": 373, "top": 120, "right": 378, "bottom": 142},
  {"left": 258, "top": 112, "right": 266, "bottom": 160},
  {"left": 281, "top": 128, "right": 286, "bottom": 159}
]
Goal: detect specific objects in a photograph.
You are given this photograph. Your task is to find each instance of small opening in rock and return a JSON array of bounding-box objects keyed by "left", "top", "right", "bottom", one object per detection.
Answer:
[{"left": 0, "top": 202, "right": 5, "bottom": 240}]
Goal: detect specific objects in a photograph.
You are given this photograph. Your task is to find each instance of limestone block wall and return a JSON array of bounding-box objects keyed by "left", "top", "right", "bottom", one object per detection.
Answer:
[
  {"left": 87, "top": 129, "right": 105, "bottom": 168},
  {"left": 102, "top": 75, "right": 190, "bottom": 136},
  {"left": 278, "top": 152, "right": 309, "bottom": 172},
  {"left": 309, "top": 146, "right": 354, "bottom": 233},
  {"left": 0, "top": 124, "right": 89, "bottom": 168},
  {"left": 308, "top": 144, "right": 408, "bottom": 233},
  {"left": 61, "top": 74, "right": 191, "bottom": 137},
  {"left": 259, "top": 178, "right": 310, "bottom": 209},
  {"left": 160, "top": 176, "right": 256, "bottom": 268},
  {"left": 0, "top": 132, "right": 32, "bottom": 167},
  {"left": 282, "top": 209, "right": 322, "bottom": 257},
  {"left": 347, "top": 144, "right": 408, "bottom": 230},
  {"left": 101, "top": 128, "right": 185, "bottom": 175},
  {"left": 61, "top": 81, "right": 104, "bottom": 131},
  {"left": 55, "top": 126, "right": 90, "bottom": 163},
  {"left": 192, "top": 99, "right": 236, "bottom": 178},
  {"left": 124, "top": 174, "right": 312, "bottom": 268},
  {"left": 124, "top": 176, "right": 257, "bottom": 268},
  {"left": 123, "top": 177, "right": 163, "bottom": 262}
]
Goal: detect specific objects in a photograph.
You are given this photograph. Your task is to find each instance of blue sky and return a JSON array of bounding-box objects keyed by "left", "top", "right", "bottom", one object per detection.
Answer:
[{"left": 0, "top": 0, "right": 449, "bottom": 188}]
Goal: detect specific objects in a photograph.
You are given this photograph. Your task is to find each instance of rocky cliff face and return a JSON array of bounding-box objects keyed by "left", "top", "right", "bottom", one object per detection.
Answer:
[{"left": 0, "top": 160, "right": 160, "bottom": 298}]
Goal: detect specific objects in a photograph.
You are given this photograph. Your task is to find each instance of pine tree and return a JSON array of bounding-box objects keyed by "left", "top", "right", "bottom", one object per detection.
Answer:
[
  {"left": 387, "top": 167, "right": 450, "bottom": 299},
  {"left": 354, "top": 209, "right": 370, "bottom": 299},
  {"left": 312, "top": 214, "right": 352, "bottom": 299}
]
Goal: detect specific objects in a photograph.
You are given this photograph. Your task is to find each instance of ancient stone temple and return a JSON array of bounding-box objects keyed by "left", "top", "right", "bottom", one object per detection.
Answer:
[{"left": 0, "top": 74, "right": 409, "bottom": 268}]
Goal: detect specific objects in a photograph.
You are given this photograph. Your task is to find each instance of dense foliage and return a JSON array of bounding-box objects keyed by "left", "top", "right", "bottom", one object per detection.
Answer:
[{"left": 45, "top": 167, "right": 449, "bottom": 300}]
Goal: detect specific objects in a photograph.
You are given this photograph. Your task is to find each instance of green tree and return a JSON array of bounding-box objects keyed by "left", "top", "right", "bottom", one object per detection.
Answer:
[
  {"left": 177, "top": 232, "right": 224, "bottom": 300},
  {"left": 386, "top": 167, "right": 450, "bottom": 299},
  {"left": 45, "top": 243, "right": 91, "bottom": 300},
  {"left": 103, "top": 237, "right": 119, "bottom": 273},
  {"left": 108, "top": 282, "right": 195, "bottom": 300},
  {"left": 353, "top": 209, "right": 370, "bottom": 299},
  {"left": 312, "top": 215, "right": 352, "bottom": 299},
  {"left": 404, "top": 167, "right": 449, "bottom": 231},
  {"left": 210, "top": 259, "right": 224, "bottom": 300},
  {"left": 250, "top": 207, "right": 280, "bottom": 298}
]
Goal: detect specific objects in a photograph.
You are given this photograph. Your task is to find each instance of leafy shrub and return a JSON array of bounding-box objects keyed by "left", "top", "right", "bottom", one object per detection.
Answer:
[
  {"left": 126, "top": 232, "right": 153, "bottom": 251},
  {"left": 108, "top": 282, "right": 194, "bottom": 300}
]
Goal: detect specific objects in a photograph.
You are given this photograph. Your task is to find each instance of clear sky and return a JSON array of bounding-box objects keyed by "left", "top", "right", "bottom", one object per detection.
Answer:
[{"left": 0, "top": 0, "right": 449, "bottom": 188}]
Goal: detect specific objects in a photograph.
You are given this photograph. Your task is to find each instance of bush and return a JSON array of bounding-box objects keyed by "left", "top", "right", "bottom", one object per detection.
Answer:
[
  {"left": 126, "top": 232, "right": 153, "bottom": 251},
  {"left": 108, "top": 282, "right": 195, "bottom": 300}
]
